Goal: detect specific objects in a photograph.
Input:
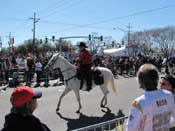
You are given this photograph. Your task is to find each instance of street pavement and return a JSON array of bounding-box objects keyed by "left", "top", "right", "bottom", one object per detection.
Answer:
[{"left": 0, "top": 76, "right": 144, "bottom": 131}]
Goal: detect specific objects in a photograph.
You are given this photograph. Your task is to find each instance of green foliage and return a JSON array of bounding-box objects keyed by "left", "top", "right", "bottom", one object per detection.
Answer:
[
  {"left": 13, "top": 38, "right": 74, "bottom": 55},
  {"left": 15, "top": 44, "right": 27, "bottom": 55},
  {"left": 37, "top": 43, "right": 53, "bottom": 53},
  {"left": 55, "top": 39, "right": 73, "bottom": 52},
  {"left": 0, "top": 47, "right": 9, "bottom": 56}
]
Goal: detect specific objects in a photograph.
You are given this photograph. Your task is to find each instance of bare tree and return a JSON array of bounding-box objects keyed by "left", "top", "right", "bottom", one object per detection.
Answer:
[
  {"left": 125, "top": 26, "right": 175, "bottom": 55},
  {"left": 152, "top": 26, "right": 175, "bottom": 54}
]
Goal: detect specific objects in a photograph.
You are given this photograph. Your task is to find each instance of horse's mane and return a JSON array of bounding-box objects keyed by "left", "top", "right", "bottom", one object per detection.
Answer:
[{"left": 58, "top": 54, "right": 75, "bottom": 68}]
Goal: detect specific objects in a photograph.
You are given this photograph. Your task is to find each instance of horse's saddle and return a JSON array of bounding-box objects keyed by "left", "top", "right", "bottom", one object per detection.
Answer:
[
  {"left": 77, "top": 67, "right": 104, "bottom": 85},
  {"left": 92, "top": 68, "right": 104, "bottom": 85}
]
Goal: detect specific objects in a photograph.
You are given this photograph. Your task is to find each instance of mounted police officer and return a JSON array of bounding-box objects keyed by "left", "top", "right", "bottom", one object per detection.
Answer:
[{"left": 77, "top": 42, "right": 92, "bottom": 91}]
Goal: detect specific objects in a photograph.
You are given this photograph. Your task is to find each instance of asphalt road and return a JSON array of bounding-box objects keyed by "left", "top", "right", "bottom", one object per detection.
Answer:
[{"left": 0, "top": 76, "right": 144, "bottom": 131}]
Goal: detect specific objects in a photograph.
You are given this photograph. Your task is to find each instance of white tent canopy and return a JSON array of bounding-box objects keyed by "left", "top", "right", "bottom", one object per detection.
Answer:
[{"left": 104, "top": 46, "right": 128, "bottom": 56}]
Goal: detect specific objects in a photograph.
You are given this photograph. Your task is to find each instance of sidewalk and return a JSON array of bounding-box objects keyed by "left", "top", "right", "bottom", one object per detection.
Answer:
[
  {"left": 0, "top": 79, "right": 63, "bottom": 93},
  {"left": 0, "top": 85, "right": 7, "bottom": 93}
]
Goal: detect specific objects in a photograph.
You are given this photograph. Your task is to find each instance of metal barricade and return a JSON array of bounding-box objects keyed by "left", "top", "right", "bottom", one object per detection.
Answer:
[
  {"left": 0, "top": 69, "right": 26, "bottom": 86},
  {"left": 71, "top": 116, "right": 129, "bottom": 131}
]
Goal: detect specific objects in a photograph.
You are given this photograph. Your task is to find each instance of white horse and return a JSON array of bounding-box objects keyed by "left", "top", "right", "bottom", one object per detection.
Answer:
[{"left": 45, "top": 53, "right": 117, "bottom": 113}]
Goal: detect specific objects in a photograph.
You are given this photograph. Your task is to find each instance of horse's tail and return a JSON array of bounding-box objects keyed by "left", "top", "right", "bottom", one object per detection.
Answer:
[{"left": 110, "top": 75, "right": 117, "bottom": 94}]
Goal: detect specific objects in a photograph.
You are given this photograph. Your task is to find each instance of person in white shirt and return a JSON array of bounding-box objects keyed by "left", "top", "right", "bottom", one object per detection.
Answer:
[
  {"left": 34, "top": 59, "right": 43, "bottom": 87},
  {"left": 126, "top": 64, "right": 175, "bottom": 131}
]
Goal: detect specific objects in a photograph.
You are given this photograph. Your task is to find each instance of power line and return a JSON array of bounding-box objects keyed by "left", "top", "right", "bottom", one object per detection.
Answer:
[
  {"left": 37, "top": 0, "right": 65, "bottom": 14},
  {"left": 2, "top": 4, "right": 174, "bottom": 38},
  {"left": 38, "top": 4, "right": 175, "bottom": 37},
  {"left": 40, "top": 20, "right": 135, "bottom": 33},
  {"left": 40, "top": 20, "right": 116, "bottom": 30},
  {"left": 38, "top": 0, "right": 70, "bottom": 18},
  {"left": 80, "top": 4, "right": 175, "bottom": 26},
  {"left": 39, "top": 0, "right": 79, "bottom": 19},
  {"left": 15, "top": 23, "right": 32, "bottom": 38},
  {"left": 2, "top": 4, "right": 174, "bottom": 42},
  {"left": 0, "top": 17, "right": 26, "bottom": 21},
  {"left": 13, "top": 19, "right": 31, "bottom": 36}
]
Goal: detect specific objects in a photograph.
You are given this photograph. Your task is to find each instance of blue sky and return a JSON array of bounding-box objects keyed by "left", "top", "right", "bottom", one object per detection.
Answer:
[{"left": 0, "top": 0, "right": 175, "bottom": 47}]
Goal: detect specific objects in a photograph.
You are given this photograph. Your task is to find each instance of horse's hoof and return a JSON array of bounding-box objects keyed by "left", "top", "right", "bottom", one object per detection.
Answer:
[
  {"left": 101, "top": 105, "right": 105, "bottom": 108},
  {"left": 56, "top": 108, "right": 59, "bottom": 112},
  {"left": 76, "top": 110, "right": 80, "bottom": 114}
]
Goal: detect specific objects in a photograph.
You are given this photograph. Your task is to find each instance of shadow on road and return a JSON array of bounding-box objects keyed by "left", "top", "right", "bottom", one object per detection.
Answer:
[{"left": 56, "top": 107, "right": 125, "bottom": 131}]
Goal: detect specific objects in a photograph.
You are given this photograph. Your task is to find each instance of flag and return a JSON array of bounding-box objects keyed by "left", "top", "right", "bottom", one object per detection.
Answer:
[{"left": 116, "top": 120, "right": 122, "bottom": 131}]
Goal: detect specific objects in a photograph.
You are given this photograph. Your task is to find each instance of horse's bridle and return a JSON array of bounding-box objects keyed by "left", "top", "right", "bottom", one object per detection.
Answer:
[
  {"left": 48, "top": 57, "right": 58, "bottom": 68},
  {"left": 47, "top": 54, "right": 77, "bottom": 85},
  {"left": 46, "top": 53, "right": 61, "bottom": 70},
  {"left": 60, "top": 67, "right": 77, "bottom": 85}
]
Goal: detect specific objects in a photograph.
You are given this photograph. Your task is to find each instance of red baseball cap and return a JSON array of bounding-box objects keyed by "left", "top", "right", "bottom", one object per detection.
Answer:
[{"left": 11, "top": 86, "right": 42, "bottom": 107}]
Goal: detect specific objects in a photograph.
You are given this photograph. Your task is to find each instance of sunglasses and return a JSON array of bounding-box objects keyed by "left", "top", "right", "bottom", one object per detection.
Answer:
[{"left": 160, "top": 82, "right": 170, "bottom": 86}]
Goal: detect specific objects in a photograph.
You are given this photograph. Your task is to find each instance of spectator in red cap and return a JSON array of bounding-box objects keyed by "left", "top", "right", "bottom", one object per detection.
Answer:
[{"left": 1, "top": 86, "right": 51, "bottom": 131}]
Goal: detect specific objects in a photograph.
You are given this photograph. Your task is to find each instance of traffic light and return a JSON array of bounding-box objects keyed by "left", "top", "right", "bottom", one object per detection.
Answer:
[
  {"left": 88, "top": 34, "right": 91, "bottom": 40},
  {"left": 40, "top": 39, "right": 42, "bottom": 44},
  {"left": 122, "top": 40, "right": 124, "bottom": 45},
  {"left": 45, "top": 37, "right": 48, "bottom": 43},
  {"left": 112, "top": 41, "right": 115, "bottom": 47},
  {"left": 52, "top": 36, "right": 55, "bottom": 41},
  {"left": 100, "top": 35, "right": 103, "bottom": 41}
]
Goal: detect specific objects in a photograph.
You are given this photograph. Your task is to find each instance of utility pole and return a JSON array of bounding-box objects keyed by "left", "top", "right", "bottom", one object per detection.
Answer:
[
  {"left": 0, "top": 36, "right": 2, "bottom": 52},
  {"left": 29, "top": 12, "right": 40, "bottom": 54},
  {"left": 126, "top": 23, "right": 133, "bottom": 56},
  {"left": 8, "top": 32, "right": 12, "bottom": 54},
  {"left": 126, "top": 23, "right": 132, "bottom": 46}
]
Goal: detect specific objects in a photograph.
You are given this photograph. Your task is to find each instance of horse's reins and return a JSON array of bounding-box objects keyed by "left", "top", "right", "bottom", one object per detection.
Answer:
[
  {"left": 60, "top": 67, "right": 77, "bottom": 85},
  {"left": 61, "top": 67, "right": 73, "bottom": 73}
]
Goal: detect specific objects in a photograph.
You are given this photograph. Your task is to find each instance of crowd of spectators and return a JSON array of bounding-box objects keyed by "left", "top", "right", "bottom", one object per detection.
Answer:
[
  {"left": 0, "top": 54, "right": 51, "bottom": 88},
  {"left": 0, "top": 52, "right": 171, "bottom": 90},
  {"left": 92, "top": 53, "right": 165, "bottom": 77},
  {"left": 1, "top": 52, "right": 175, "bottom": 130}
]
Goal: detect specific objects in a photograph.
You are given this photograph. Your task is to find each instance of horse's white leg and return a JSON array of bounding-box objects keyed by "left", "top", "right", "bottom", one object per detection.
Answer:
[
  {"left": 100, "top": 96, "right": 105, "bottom": 107},
  {"left": 56, "top": 86, "right": 71, "bottom": 112},
  {"left": 73, "top": 90, "right": 82, "bottom": 113},
  {"left": 100, "top": 85, "right": 109, "bottom": 108},
  {"left": 100, "top": 95, "right": 107, "bottom": 107}
]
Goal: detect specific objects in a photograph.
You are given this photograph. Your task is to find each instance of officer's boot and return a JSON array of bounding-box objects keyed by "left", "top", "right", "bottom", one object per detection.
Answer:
[{"left": 80, "top": 80, "right": 84, "bottom": 90}]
